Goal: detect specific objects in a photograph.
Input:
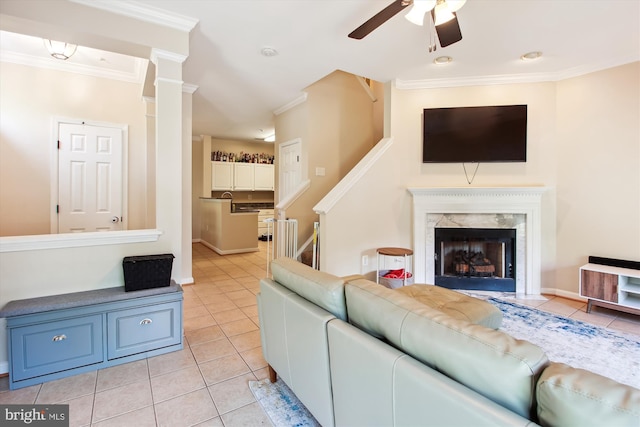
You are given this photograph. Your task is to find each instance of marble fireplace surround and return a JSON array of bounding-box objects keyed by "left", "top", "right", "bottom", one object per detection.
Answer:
[{"left": 408, "top": 187, "right": 546, "bottom": 296}]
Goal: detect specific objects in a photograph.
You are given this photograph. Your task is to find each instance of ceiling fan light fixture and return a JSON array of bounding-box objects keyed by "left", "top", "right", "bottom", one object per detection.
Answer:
[
  {"left": 405, "top": 0, "right": 437, "bottom": 26},
  {"left": 43, "top": 39, "right": 77, "bottom": 60},
  {"left": 263, "top": 134, "right": 276, "bottom": 142},
  {"left": 434, "top": 55, "right": 452, "bottom": 64},
  {"left": 445, "top": 0, "right": 466, "bottom": 13},
  {"left": 433, "top": 1, "right": 455, "bottom": 26}
]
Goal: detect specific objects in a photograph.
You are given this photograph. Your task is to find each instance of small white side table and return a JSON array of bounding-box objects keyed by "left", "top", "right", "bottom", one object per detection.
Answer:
[{"left": 376, "top": 247, "right": 413, "bottom": 287}]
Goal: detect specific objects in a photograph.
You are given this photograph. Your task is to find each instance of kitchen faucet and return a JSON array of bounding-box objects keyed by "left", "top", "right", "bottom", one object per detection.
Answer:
[{"left": 221, "top": 191, "right": 233, "bottom": 199}]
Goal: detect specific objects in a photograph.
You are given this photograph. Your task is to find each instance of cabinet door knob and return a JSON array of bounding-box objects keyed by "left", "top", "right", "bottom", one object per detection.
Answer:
[
  {"left": 52, "top": 334, "right": 67, "bottom": 342},
  {"left": 140, "top": 318, "right": 153, "bottom": 325}
]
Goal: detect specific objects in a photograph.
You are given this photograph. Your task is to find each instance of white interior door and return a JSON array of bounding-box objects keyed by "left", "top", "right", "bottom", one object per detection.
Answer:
[
  {"left": 279, "top": 138, "right": 302, "bottom": 201},
  {"left": 58, "top": 123, "right": 123, "bottom": 233}
]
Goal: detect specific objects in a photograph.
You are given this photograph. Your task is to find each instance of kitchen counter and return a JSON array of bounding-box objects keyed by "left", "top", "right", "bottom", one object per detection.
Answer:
[{"left": 200, "top": 198, "right": 258, "bottom": 254}]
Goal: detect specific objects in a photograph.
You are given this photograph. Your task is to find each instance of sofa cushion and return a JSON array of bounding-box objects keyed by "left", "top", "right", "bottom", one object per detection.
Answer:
[
  {"left": 396, "top": 284, "right": 503, "bottom": 329},
  {"left": 346, "top": 278, "right": 548, "bottom": 419},
  {"left": 270, "top": 257, "right": 347, "bottom": 321},
  {"left": 537, "top": 363, "right": 640, "bottom": 427}
]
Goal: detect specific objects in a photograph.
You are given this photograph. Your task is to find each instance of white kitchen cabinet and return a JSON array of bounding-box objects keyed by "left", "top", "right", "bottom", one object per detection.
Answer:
[
  {"left": 211, "top": 161, "right": 234, "bottom": 190},
  {"left": 233, "top": 163, "right": 255, "bottom": 190},
  {"left": 254, "top": 164, "right": 275, "bottom": 191},
  {"left": 211, "top": 161, "right": 274, "bottom": 191}
]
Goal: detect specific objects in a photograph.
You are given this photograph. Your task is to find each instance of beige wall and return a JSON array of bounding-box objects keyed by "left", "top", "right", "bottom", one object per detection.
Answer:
[
  {"left": 275, "top": 70, "right": 378, "bottom": 247},
  {"left": 0, "top": 62, "right": 148, "bottom": 236},
  {"left": 192, "top": 138, "right": 204, "bottom": 240},
  {"left": 0, "top": 1, "right": 192, "bottom": 374},
  {"left": 554, "top": 63, "right": 640, "bottom": 293},
  {"left": 320, "top": 62, "right": 639, "bottom": 299}
]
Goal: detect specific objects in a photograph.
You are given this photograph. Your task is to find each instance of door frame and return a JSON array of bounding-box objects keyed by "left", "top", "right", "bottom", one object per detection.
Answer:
[
  {"left": 50, "top": 117, "right": 129, "bottom": 234},
  {"left": 278, "top": 137, "right": 303, "bottom": 202}
]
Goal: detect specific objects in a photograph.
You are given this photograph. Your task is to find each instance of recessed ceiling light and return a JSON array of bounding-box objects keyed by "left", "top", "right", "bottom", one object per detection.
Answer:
[
  {"left": 434, "top": 56, "right": 452, "bottom": 65},
  {"left": 261, "top": 47, "right": 278, "bottom": 57},
  {"left": 520, "top": 51, "right": 542, "bottom": 61}
]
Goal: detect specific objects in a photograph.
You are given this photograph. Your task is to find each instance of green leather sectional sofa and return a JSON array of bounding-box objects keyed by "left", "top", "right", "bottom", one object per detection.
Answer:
[{"left": 257, "top": 257, "right": 640, "bottom": 427}]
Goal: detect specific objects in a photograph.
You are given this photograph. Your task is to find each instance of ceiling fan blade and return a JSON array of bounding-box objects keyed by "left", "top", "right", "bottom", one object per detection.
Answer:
[
  {"left": 348, "top": 0, "right": 411, "bottom": 40},
  {"left": 434, "top": 12, "right": 462, "bottom": 47}
]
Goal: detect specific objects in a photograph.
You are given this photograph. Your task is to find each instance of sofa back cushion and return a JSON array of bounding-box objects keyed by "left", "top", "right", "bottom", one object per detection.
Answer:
[
  {"left": 271, "top": 257, "right": 347, "bottom": 321},
  {"left": 537, "top": 363, "right": 640, "bottom": 427},
  {"left": 346, "top": 279, "right": 548, "bottom": 419}
]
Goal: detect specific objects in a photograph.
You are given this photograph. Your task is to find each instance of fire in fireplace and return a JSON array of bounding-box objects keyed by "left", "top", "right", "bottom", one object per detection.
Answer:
[{"left": 435, "top": 228, "right": 516, "bottom": 292}]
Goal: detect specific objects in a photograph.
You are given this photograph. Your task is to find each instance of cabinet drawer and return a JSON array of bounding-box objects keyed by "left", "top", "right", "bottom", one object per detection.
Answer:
[
  {"left": 10, "top": 315, "right": 103, "bottom": 382},
  {"left": 107, "top": 301, "right": 181, "bottom": 360},
  {"left": 581, "top": 270, "right": 618, "bottom": 303}
]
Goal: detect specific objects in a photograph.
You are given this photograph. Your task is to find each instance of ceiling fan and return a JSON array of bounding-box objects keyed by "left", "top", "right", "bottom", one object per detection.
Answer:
[{"left": 348, "top": 0, "right": 465, "bottom": 50}]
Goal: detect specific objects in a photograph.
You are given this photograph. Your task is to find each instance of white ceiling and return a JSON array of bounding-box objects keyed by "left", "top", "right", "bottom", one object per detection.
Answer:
[{"left": 1, "top": 0, "right": 639, "bottom": 142}]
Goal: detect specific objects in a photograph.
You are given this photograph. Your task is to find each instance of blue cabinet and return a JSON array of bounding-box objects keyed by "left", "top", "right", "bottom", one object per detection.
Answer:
[
  {"left": 1, "top": 284, "right": 183, "bottom": 390},
  {"left": 11, "top": 314, "right": 104, "bottom": 382},
  {"left": 107, "top": 301, "right": 181, "bottom": 360}
]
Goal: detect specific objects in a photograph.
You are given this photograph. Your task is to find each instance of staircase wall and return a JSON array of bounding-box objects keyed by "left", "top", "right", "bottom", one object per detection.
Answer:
[{"left": 274, "top": 70, "right": 381, "bottom": 253}]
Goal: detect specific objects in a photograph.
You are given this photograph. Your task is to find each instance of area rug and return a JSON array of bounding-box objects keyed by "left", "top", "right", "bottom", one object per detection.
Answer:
[
  {"left": 249, "top": 378, "right": 321, "bottom": 427},
  {"left": 488, "top": 298, "right": 640, "bottom": 389}
]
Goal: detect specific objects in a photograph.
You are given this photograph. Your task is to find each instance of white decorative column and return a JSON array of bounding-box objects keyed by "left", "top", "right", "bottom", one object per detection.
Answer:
[
  {"left": 152, "top": 49, "right": 186, "bottom": 283},
  {"left": 408, "top": 187, "right": 546, "bottom": 296},
  {"left": 181, "top": 84, "right": 198, "bottom": 285}
]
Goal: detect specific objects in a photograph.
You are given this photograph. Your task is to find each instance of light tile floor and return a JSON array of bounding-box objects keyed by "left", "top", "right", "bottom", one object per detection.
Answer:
[
  {"left": 0, "top": 242, "right": 273, "bottom": 427},
  {"left": 1, "top": 242, "right": 639, "bottom": 426}
]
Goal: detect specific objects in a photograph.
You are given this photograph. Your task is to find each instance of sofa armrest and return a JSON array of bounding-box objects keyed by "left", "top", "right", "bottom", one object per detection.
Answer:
[
  {"left": 258, "top": 277, "right": 337, "bottom": 427},
  {"left": 536, "top": 363, "right": 640, "bottom": 427}
]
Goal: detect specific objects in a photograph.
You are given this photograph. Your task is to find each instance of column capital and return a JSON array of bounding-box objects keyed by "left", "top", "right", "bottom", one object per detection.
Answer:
[{"left": 150, "top": 48, "right": 187, "bottom": 65}]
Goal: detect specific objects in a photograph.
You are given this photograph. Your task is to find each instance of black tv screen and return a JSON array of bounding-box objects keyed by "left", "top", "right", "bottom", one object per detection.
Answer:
[{"left": 422, "top": 105, "right": 527, "bottom": 163}]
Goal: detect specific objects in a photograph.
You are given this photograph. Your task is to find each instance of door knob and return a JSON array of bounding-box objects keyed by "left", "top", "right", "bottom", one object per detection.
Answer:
[{"left": 111, "top": 216, "right": 120, "bottom": 223}]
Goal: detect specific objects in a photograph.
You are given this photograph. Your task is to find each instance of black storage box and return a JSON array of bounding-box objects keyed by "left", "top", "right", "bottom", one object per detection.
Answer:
[{"left": 123, "top": 254, "right": 174, "bottom": 292}]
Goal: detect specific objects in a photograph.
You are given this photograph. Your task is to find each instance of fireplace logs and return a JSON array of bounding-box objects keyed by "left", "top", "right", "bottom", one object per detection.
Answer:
[
  {"left": 435, "top": 227, "right": 516, "bottom": 292},
  {"left": 453, "top": 250, "right": 496, "bottom": 277}
]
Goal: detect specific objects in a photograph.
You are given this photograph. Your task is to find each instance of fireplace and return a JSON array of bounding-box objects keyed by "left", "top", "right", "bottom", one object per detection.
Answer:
[
  {"left": 435, "top": 228, "right": 516, "bottom": 292},
  {"left": 409, "top": 187, "right": 546, "bottom": 296}
]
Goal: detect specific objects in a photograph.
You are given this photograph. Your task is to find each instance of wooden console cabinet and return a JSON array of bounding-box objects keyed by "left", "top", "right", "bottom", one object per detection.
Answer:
[
  {"left": 1, "top": 284, "right": 183, "bottom": 390},
  {"left": 579, "top": 263, "right": 640, "bottom": 315}
]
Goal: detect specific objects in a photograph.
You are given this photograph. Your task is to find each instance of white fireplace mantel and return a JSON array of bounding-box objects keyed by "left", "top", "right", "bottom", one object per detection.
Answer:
[{"left": 408, "top": 187, "right": 547, "bottom": 295}]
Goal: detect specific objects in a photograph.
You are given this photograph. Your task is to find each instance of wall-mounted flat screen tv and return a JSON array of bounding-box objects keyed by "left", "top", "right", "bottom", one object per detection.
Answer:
[{"left": 423, "top": 105, "right": 527, "bottom": 163}]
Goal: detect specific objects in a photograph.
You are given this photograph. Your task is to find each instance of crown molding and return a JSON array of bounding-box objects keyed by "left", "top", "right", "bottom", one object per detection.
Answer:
[
  {"left": 70, "top": 0, "right": 198, "bottom": 33},
  {"left": 552, "top": 54, "right": 639, "bottom": 81},
  {"left": 0, "top": 50, "right": 147, "bottom": 84},
  {"left": 274, "top": 92, "right": 308, "bottom": 116},
  {"left": 396, "top": 56, "right": 639, "bottom": 90}
]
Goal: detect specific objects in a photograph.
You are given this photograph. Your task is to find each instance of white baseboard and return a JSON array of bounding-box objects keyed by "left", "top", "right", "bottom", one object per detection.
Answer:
[
  {"left": 540, "top": 287, "right": 586, "bottom": 302},
  {"left": 0, "top": 360, "right": 8, "bottom": 375},
  {"left": 180, "top": 277, "right": 194, "bottom": 285}
]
